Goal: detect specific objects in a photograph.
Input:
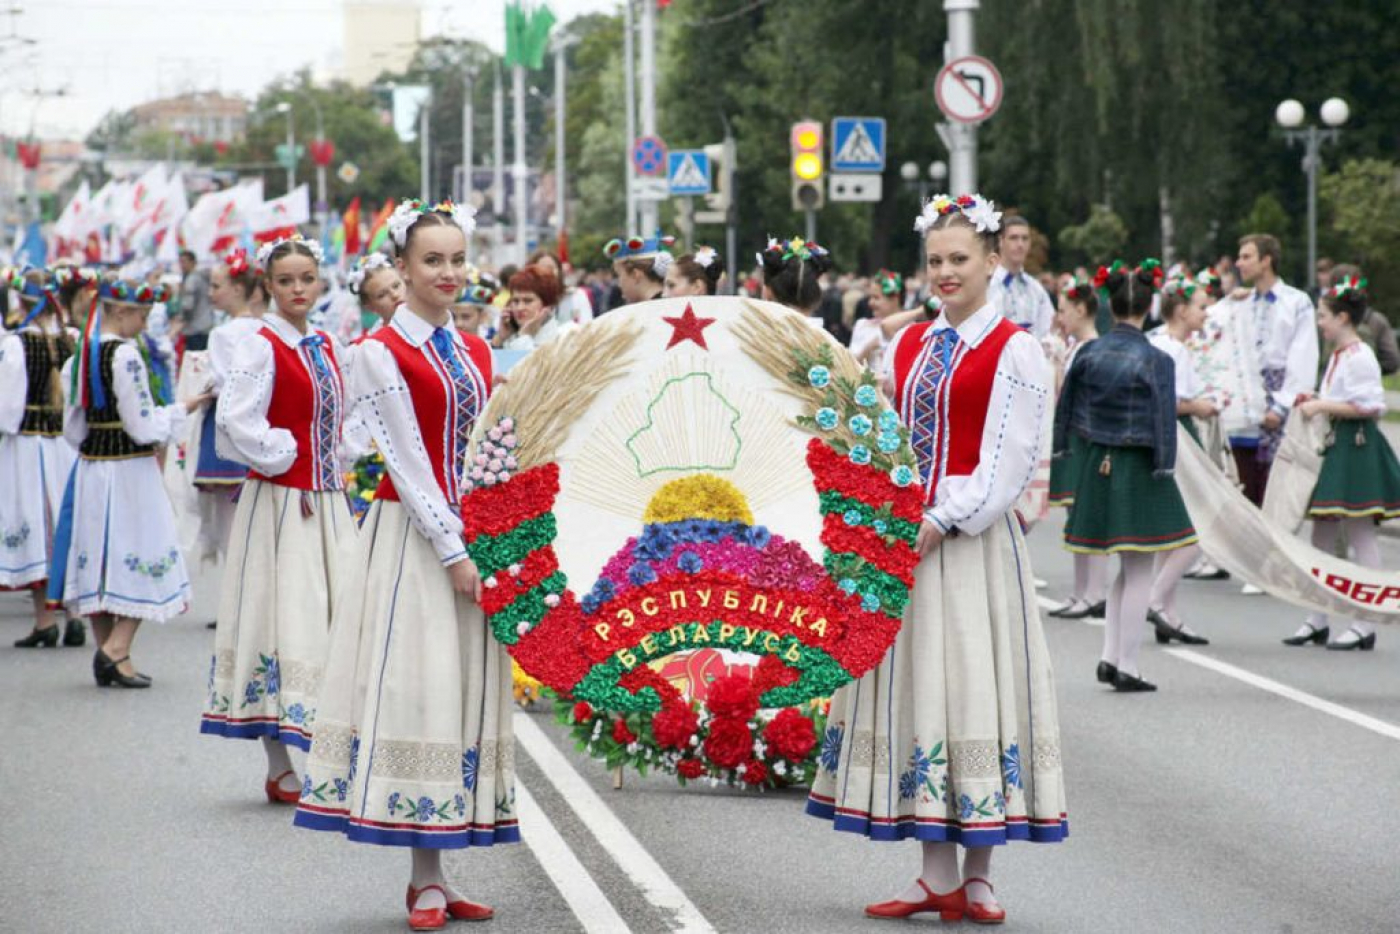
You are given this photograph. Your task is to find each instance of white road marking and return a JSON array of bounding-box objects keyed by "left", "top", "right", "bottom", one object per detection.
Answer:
[
  {"left": 516, "top": 780, "right": 633, "bottom": 934},
  {"left": 1164, "top": 648, "right": 1400, "bottom": 743},
  {"left": 513, "top": 712, "right": 718, "bottom": 934}
]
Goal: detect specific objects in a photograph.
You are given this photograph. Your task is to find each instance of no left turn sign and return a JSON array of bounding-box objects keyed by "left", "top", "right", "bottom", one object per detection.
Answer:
[{"left": 935, "top": 55, "right": 1004, "bottom": 125}]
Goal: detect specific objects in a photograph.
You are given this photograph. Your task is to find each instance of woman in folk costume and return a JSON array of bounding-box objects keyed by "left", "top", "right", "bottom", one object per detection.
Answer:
[
  {"left": 1056, "top": 260, "right": 1197, "bottom": 693},
  {"left": 294, "top": 200, "right": 511, "bottom": 931},
  {"left": 662, "top": 246, "right": 724, "bottom": 298},
  {"left": 190, "top": 249, "right": 265, "bottom": 570},
  {"left": 199, "top": 234, "right": 357, "bottom": 802},
  {"left": 758, "top": 235, "right": 832, "bottom": 315},
  {"left": 606, "top": 233, "right": 673, "bottom": 306},
  {"left": 58, "top": 278, "right": 204, "bottom": 687},
  {"left": 1286, "top": 277, "right": 1400, "bottom": 651},
  {"left": 1142, "top": 276, "right": 1216, "bottom": 645},
  {"left": 348, "top": 252, "right": 404, "bottom": 341},
  {"left": 3, "top": 265, "right": 86, "bottom": 647},
  {"left": 808, "top": 194, "right": 1067, "bottom": 925},
  {"left": 1045, "top": 277, "right": 1107, "bottom": 622}
]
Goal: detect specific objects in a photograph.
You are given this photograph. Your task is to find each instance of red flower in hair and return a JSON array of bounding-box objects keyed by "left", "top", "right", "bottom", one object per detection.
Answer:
[{"left": 1091, "top": 266, "right": 1111, "bottom": 289}]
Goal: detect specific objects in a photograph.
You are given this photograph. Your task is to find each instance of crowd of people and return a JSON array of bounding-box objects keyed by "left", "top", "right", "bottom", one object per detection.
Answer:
[{"left": 3, "top": 188, "right": 1398, "bottom": 929}]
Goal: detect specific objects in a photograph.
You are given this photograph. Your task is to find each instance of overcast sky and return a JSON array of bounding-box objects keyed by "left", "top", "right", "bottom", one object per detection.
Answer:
[{"left": 0, "top": 0, "right": 616, "bottom": 139}]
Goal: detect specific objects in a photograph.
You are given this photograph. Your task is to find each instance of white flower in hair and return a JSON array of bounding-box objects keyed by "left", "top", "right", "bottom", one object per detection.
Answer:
[
  {"left": 964, "top": 196, "right": 1002, "bottom": 234},
  {"left": 694, "top": 246, "right": 717, "bottom": 268},
  {"left": 347, "top": 252, "right": 393, "bottom": 295},
  {"left": 652, "top": 250, "right": 674, "bottom": 278},
  {"left": 256, "top": 233, "right": 324, "bottom": 267},
  {"left": 387, "top": 200, "right": 424, "bottom": 248}
]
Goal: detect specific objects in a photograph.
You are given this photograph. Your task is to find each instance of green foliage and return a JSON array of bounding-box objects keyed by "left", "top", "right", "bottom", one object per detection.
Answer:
[
  {"left": 1237, "top": 193, "right": 1291, "bottom": 243},
  {"left": 1058, "top": 206, "right": 1129, "bottom": 267},
  {"left": 1321, "top": 159, "right": 1400, "bottom": 315}
]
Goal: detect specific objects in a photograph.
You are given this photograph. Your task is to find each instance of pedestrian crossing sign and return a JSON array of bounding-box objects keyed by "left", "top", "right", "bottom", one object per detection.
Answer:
[
  {"left": 667, "top": 150, "right": 712, "bottom": 196},
  {"left": 831, "top": 117, "right": 886, "bottom": 173}
]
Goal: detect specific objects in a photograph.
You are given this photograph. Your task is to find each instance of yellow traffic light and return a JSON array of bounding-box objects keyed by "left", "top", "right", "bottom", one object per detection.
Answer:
[
  {"left": 794, "top": 152, "right": 823, "bottom": 181},
  {"left": 795, "top": 127, "right": 820, "bottom": 151}
]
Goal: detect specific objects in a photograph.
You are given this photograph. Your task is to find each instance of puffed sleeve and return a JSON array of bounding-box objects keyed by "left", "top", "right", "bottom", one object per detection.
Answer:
[
  {"left": 214, "top": 334, "right": 296, "bottom": 475},
  {"left": 112, "top": 342, "right": 185, "bottom": 446},
  {"left": 206, "top": 323, "right": 238, "bottom": 393},
  {"left": 0, "top": 333, "right": 25, "bottom": 434},
  {"left": 353, "top": 340, "right": 467, "bottom": 565},
  {"left": 1340, "top": 347, "right": 1386, "bottom": 416},
  {"left": 928, "top": 331, "right": 1050, "bottom": 536},
  {"left": 1276, "top": 293, "right": 1319, "bottom": 415}
]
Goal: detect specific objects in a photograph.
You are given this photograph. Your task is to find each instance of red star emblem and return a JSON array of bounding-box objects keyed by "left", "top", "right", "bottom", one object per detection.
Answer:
[{"left": 662, "top": 303, "right": 716, "bottom": 351}]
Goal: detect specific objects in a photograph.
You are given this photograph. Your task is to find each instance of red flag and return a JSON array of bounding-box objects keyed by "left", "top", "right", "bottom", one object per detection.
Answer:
[{"left": 343, "top": 195, "right": 362, "bottom": 256}]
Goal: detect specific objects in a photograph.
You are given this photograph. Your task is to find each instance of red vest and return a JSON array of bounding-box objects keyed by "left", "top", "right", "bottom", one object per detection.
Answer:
[
  {"left": 246, "top": 328, "right": 346, "bottom": 491},
  {"left": 371, "top": 325, "right": 492, "bottom": 504},
  {"left": 892, "top": 316, "right": 1019, "bottom": 505}
]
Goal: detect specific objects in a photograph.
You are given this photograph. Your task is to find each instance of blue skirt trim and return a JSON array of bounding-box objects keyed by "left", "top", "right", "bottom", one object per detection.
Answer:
[
  {"left": 293, "top": 805, "right": 522, "bottom": 849},
  {"left": 805, "top": 793, "right": 1068, "bottom": 845},
  {"left": 199, "top": 716, "right": 312, "bottom": 751}
]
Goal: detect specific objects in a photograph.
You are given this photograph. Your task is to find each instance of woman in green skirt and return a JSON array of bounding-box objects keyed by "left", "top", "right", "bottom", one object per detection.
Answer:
[
  {"left": 1055, "top": 260, "right": 1197, "bottom": 692},
  {"left": 1285, "top": 277, "right": 1400, "bottom": 651},
  {"left": 1047, "top": 279, "right": 1107, "bottom": 620}
]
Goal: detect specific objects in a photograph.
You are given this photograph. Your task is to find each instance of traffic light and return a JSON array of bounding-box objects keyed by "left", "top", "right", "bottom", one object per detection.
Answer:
[{"left": 790, "top": 119, "right": 824, "bottom": 211}]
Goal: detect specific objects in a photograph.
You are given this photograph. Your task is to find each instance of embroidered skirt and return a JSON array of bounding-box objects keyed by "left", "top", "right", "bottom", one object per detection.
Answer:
[
  {"left": 200, "top": 481, "right": 357, "bottom": 750},
  {"left": 1047, "top": 434, "right": 1088, "bottom": 508},
  {"left": 1307, "top": 420, "right": 1400, "bottom": 520},
  {"left": 1063, "top": 442, "right": 1197, "bottom": 554},
  {"left": 61, "top": 454, "right": 191, "bottom": 621},
  {"left": 293, "top": 500, "right": 519, "bottom": 849},
  {"left": 0, "top": 433, "right": 74, "bottom": 589},
  {"left": 807, "top": 513, "right": 1068, "bottom": 845}
]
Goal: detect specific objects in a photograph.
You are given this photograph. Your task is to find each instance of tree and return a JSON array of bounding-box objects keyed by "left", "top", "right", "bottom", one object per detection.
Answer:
[
  {"left": 1237, "top": 193, "right": 1291, "bottom": 243},
  {"left": 1320, "top": 159, "right": 1400, "bottom": 315},
  {"left": 1058, "top": 206, "right": 1129, "bottom": 267}
]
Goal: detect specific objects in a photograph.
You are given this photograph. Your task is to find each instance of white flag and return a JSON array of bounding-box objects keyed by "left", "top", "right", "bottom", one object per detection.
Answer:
[{"left": 249, "top": 184, "right": 311, "bottom": 235}]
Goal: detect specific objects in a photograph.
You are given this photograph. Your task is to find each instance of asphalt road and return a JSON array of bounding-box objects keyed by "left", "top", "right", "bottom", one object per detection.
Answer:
[{"left": 2, "top": 522, "right": 1398, "bottom": 934}]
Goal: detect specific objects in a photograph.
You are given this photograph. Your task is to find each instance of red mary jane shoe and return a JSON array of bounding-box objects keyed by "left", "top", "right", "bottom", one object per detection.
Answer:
[
  {"left": 408, "top": 884, "right": 448, "bottom": 931},
  {"left": 864, "top": 879, "right": 966, "bottom": 921},
  {"left": 407, "top": 884, "right": 495, "bottom": 922},
  {"left": 961, "top": 877, "right": 1007, "bottom": 925},
  {"left": 263, "top": 770, "right": 300, "bottom": 805}
]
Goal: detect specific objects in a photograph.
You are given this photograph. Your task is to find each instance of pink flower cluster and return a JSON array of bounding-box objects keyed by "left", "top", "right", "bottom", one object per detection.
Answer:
[{"left": 465, "top": 416, "right": 519, "bottom": 491}]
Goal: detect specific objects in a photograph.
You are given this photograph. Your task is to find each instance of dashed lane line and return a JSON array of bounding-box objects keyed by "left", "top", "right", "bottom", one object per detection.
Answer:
[{"left": 513, "top": 711, "right": 718, "bottom": 934}]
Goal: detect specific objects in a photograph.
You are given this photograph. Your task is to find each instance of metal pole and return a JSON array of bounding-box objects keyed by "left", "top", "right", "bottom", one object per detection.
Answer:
[
  {"left": 493, "top": 64, "right": 505, "bottom": 224},
  {"left": 943, "top": 0, "right": 979, "bottom": 195},
  {"left": 284, "top": 111, "right": 296, "bottom": 195},
  {"left": 462, "top": 68, "right": 475, "bottom": 203},
  {"left": 805, "top": 206, "right": 816, "bottom": 244},
  {"left": 720, "top": 114, "right": 738, "bottom": 295},
  {"left": 419, "top": 94, "right": 430, "bottom": 201},
  {"left": 623, "top": 0, "right": 637, "bottom": 236},
  {"left": 1305, "top": 126, "right": 1318, "bottom": 294},
  {"left": 638, "top": 0, "right": 658, "bottom": 235},
  {"left": 313, "top": 103, "right": 327, "bottom": 234},
  {"left": 512, "top": 63, "right": 528, "bottom": 264},
  {"left": 554, "top": 38, "right": 568, "bottom": 244}
]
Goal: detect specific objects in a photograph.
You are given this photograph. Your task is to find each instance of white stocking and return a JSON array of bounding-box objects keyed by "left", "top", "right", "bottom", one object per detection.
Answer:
[
  {"left": 962, "top": 846, "right": 997, "bottom": 905},
  {"left": 894, "top": 840, "right": 961, "bottom": 901},
  {"left": 1344, "top": 518, "right": 1380, "bottom": 638},
  {"left": 1085, "top": 554, "right": 1108, "bottom": 604},
  {"left": 261, "top": 737, "right": 297, "bottom": 790},
  {"left": 1103, "top": 552, "right": 1154, "bottom": 676},
  {"left": 410, "top": 849, "right": 447, "bottom": 910},
  {"left": 1303, "top": 520, "right": 1342, "bottom": 632},
  {"left": 1149, "top": 544, "right": 1200, "bottom": 620}
]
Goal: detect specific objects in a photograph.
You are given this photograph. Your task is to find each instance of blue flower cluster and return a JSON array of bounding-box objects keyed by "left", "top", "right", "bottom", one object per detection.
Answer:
[
  {"left": 677, "top": 550, "right": 704, "bottom": 573},
  {"left": 815, "top": 407, "right": 839, "bottom": 431},
  {"left": 878, "top": 410, "right": 901, "bottom": 433},
  {"left": 580, "top": 578, "right": 617, "bottom": 615},
  {"left": 849, "top": 414, "right": 873, "bottom": 436},
  {"left": 876, "top": 431, "right": 902, "bottom": 454},
  {"left": 808, "top": 365, "right": 831, "bottom": 388},
  {"left": 849, "top": 444, "right": 872, "bottom": 466},
  {"left": 853, "top": 384, "right": 879, "bottom": 407}
]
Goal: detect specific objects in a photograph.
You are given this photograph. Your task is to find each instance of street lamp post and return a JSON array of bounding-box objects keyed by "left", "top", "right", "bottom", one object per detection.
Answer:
[
  {"left": 307, "top": 96, "right": 327, "bottom": 233},
  {"left": 899, "top": 159, "right": 949, "bottom": 204},
  {"left": 1275, "top": 96, "right": 1348, "bottom": 293},
  {"left": 275, "top": 101, "right": 295, "bottom": 194}
]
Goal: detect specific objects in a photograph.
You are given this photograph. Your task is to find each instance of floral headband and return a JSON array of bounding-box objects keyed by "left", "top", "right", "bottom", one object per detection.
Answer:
[
  {"left": 460, "top": 282, "right": 498, "bottom": 305},
  {"left": 874, "top": 269, "right": 903, "bottom": 295},
  {"left": 693, "top": 246, "right": 718, "bottom": 269},
  {"left": 913, "top": 193, "right": 1002, "bottom": 236},
  {"left": 256, "top": 233, "right": 324, "bottom": 268},
  {"left": 1327, "top": 275, "right": 1368, "bottom": 301},
  {"left": 223, "top": 248, "right": 254, "bottom": 279},
  {"left": 1162, "top": 275, "right": 1198, "bottom": 300},
  {"left": 387, "top": 199, "right": 476, "bottom": 249},
  {"left": 758, "top": 236, "right": 829, "bottom": 265},
  {"left": 346, "top": 252, "right": 393, "bottom": 296},
  {"left": 1062, "top": 277, "right": 1096, "bottom": 302},
  {"left": 1091, "top": 259, "right": 1163, "bottom": 289},
  {"left": 99, "top": 280, "right": 171, "bottom": 305},
  {"left": 603, "top": 234, "right": 676, "bottom": 261}
]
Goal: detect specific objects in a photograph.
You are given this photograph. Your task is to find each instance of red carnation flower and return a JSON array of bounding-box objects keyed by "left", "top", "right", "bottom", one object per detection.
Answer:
[
  {"left": 741, "top": 759, "right": 768, "bottom": 786},
  {"left": 572, "top": 701, "right": 593, "bottom": 723},
  {"left": 611, "top": 719, "right": 636, "bottom": 745},
  {"left": 705, "top": 673, "right": 760, "bottom": 723},
  {"left": 676, "top": 757, "right": 705, "bottom": 780},
  {"left": 763, "top": 707, "right": 818, "bottom": 762},
  {"left": 703, "top": 718, "right": 753, "bottom": 769},
  {"left": 750, "top": 654, "right": 800, "bottom": 696},
  {"left": 651, "top": 703, "right": 700, "bottom": 750}
]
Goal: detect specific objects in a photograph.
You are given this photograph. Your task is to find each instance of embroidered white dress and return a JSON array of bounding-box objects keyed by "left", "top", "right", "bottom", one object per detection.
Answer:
[
  {"left": 809, "top": 304, "right": 1068, "bottom": 845},
  {"left": 0, "top": 325, "right": 78, "bottom": 588},
  {"left": 59, "top": 337, "right": 191, "bottom": 621},
  {"left": 988, "top": 264, "right": 1055, "bottom": 339},
  {"left": 200, "top": 313, "right": 357, "bottom": 750},
  {"left": 295, "top": 309, "right": 518, "bottom": 849}
]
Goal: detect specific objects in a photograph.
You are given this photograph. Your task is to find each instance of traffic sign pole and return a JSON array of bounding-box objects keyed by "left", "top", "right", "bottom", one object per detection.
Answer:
[{"left": 943, "top": 0, "right": 982, "bottom": 196}]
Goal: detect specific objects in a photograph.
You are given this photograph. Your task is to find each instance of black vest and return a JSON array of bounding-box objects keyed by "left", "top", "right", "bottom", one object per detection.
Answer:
[
  {"left": 17, "top": 330, "right": 72, "bottom": 437},
  {"left": 80, "top": 340, "right": 156, "bottom": 460}
]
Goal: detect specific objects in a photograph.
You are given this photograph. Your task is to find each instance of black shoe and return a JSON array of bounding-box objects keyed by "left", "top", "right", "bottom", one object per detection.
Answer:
[
  {"left": 1048, "top": 599, "right": 1083, "bottom": 619},
  {"left": 1096, "top": 661, "right": 1118, "bottom": 684},
  {"left": 1327, "top": 628, "right": 1377, "bottom": 652},
  {"left": 1148, "top": 609, "right": 1210, "bottom": 646},
  {"left": 1185, "top": 567, "right": 1231, "bottom": 581},
  {"left": 205, "top": 621, "right": 217, "bottom": 630},
  {"left": 63, "top": 618, "right": 86, "bottom": 647},
  {"left": 1059, "top": 600, "right": 1099, "bottom": 620},
  {"left": 1113, "top": 671, "right": 1158, "bottom": 692},
  {"left": 1087, "top": 600, "right": 1106, "bottom": 619},
  {"left": 94, "top": 649, "right": 151, "bottom": 689},
  {"left": 1282, "top": 625, "right": 1328, "bottom": 647},
  {"left": 14, "top": 625, "right": 60, "bottom": 648}
]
